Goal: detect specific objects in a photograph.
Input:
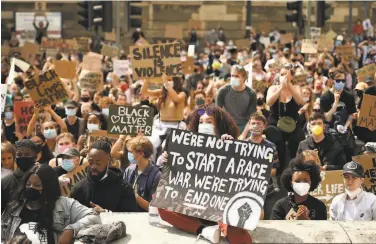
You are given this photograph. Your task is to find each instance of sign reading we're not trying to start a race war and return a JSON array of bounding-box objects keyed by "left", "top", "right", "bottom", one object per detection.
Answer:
[{"left": 151, "top": 129, "right": 275, "bottom": 231}]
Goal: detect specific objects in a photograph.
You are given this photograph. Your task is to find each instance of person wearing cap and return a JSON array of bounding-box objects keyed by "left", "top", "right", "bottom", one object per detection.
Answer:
[
  {"left": 64, "top": 100, "right": 84, "bottom": 142},
  {"left": 364, "top": 142, "right": 376, "bottom": 154},
  {"left": 53, "top": 148, "right": 82, "bottom": 177},
  {"left": 330, "top": 161, "right": 376, "bottom": 221}
]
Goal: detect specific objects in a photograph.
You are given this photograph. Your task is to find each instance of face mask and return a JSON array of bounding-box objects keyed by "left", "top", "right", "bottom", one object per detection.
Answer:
[
  {"left": 87, "top": 123, "right": 100, "bottom": 132},
  {"left": 196, "top": 99, "right": 205, "bottom": 106},
  {"left": 5, "top": 112, "right": 13, "bottom": 120},
  {"left": 102, "top": 108, "right": 109, "bottom": 117},
  {"left": 65, "top": 108, "right": 77, "bottom": 117},
  {"left": 302, "top": 97, "right": 310, "bottom": 103},
  {"left": 306, "top": 77, "right": 314, "bottom": 84},
  {"left": 257, "top": 98, "right": 265, "bottom": 106},
  {"left": 128, "top": 152, "right": 137, "bottom": 164},
  {"left": 230, "top": 77, "right": 240, "bottom": 88},
  {"left": 334, "top": 81, "right": 345, "bottom": 91},
  {"left": 310, "top": 125, "right": 323, "bottom": 136},
  {"left": 62, "top": 159, "right": 75, "bottom": 172},
  {"left": 23, "top": 187, "right": 42, "bottom": 202},
  {"left": 106, "top": 77, "right": 113, "bottom": 83},
  {"left": 16, "top": 156, "right": 35, "bottom": 172},
  {"left": 292, "top": 182, "right": 310, "bottom": 196},
  {"left": 58, "top": 144, "right": 71, "bottom": 154},
  {"left": 44, "top": 129, "right": 57, "bottom": 139},
  {"left": 250, "top": 125, "right": 263, "bottom": 136},
  {"left": 81, "top": 97, "right": 90, "bottom": 102},
  {"left": 89, "top": 167, "right": 108, "bottom": 182},
  {"left": 345, "top": 188, "right": 362, "bottom": 200},
  {"left": 198, "top": 123, "right": 215, "bottom": 135},
  {"left": 279, "top": 75, "right": 286, "bottom": 84}
]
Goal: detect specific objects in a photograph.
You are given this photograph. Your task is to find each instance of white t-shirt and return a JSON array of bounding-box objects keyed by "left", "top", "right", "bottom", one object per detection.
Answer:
[{"left": 343, "top": 199, "right": 356, "bottom": 220}]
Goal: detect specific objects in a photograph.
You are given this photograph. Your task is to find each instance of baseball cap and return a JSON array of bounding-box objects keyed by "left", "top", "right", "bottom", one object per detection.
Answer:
[
  {"left": 365, "top": 77, "right": 374, "bottom": 84},
  {"left": 57, "top": 148, "right": 80, "bottom": 159},
  {"left": 365, "top": 142, "right": 376, "bottom": 153},
  {"left": 342, "top": 161, "right": 365, "bottom": 178}
]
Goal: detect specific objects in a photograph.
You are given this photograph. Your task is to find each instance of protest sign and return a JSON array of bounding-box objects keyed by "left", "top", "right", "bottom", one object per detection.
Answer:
[
  {"left": 105, "top": 31, "right": 116, "bottom": 42},
  {"left": 82, "top": 52, "right": 102, "bottom": 72},
  {"left": 135, "top": 37, "right": 149, "bottom": 46},
  {"left": 14, "top": 101, "right": 34, "bottom": 138},
  {"left": 16, "top": 12, "right": 62, "bottom": 39},
  {"left": 280, "top": 33, "right": 294, "bottom": 45},
  {"left": 20, "top": 30, "right": 36, "bottom": 43},
  {"left": 355, "top": 63, "right": 376, "bottom": 83},
  {"left": 363, "top": 19, "right": 372, "bottom": 30},
  {"left": 260, "top": 22, "right": 271, "bottom": 33},
  {"left": 310, "top": 27, "right": 321, "bottom": 42},
  {"left": 76, "top": 37, "right": 89, "bottom": 53},
  {"left": 101, "top": 44, "right": 119, "bottom": 57},
  {"left": 188, "top": 45, "right": 195, "bottom": 57},
  {"left": 182, "top": 56, "right": 195, "bottom": 75},
  {"left": 151, "top": 129, "right": 274, "bottom": 230},
  {"left": 357, "top": 94, "right": 376, "bottom": 131},
  {"left": 54, "top": 60, "right": 76, "bottom": 79},
  {"left": 1, "top": 84, "right": 8, "bottom": 113},
  {"left": 352, "top": 153, "right": 376, "bottom": 194},
  {"left": 87, "top": 130, "right": 119, "bottom": 148},
  {"left": 21, "top": 42, "right": 39, "bottom": 61},
  {"left": 318, "top": 37, "right": 334, "bottom": 51},
  {"left": 24, "top": 70, "right": 68, "bottom": 106},
  {"left": 324, "top": 29, "right": 337, "bottom": 41},
  {"left": 165, "top": 25, "right": 184, "bottom": 40},
  {"left": 259, "top": 36, "right": 270, "bottom": 48},
  {"left": 107, "top": 105, "right": 154, "bottom": 136},
  {"left": 79, "top": 70, "right": 103, "bottom": 92},
  {"left": 336, "top": 45, "right": 354, "bottom": 59},
  {"left": 46, "top": 48, "right": 58, "bottom": 58},
  {"left": 301, "top": 39, "right": 317, "bottom": 54},
  {"left": 235, "top": 39, "right": 250, "bottom": 49},
  {"left": 188, "top": 19, "right": 201, "bottom": 31},
  {"left": 130, "top": 42, "right": 182, "bottom": 81},
  {"left": 35, "top": 110, "right": 52, "bottom": 135},
  {"left": 60, "top": 162, "right": 89, "bottom": 197},
  {"left": 113, "top": 60, "right": 131, "bottom": 77},
  {"left": 311, "top": 170, "right": 345, "bottom": 217}
]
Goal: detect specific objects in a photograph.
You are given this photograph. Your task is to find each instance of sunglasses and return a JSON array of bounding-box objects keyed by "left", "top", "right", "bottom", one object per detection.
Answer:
[{"left": 198, "top": 108, "right": 214, "bottom": 116}]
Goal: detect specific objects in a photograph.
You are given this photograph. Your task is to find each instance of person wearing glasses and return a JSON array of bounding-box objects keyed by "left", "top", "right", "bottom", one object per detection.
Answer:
[{"left": 216, "top": 65, "right": 257, "bottom": 133}]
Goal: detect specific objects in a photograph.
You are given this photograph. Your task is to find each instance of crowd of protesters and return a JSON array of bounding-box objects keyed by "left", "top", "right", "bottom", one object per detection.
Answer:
[{"left": 1, "top": 20, "right": 376, "bottom": 244}]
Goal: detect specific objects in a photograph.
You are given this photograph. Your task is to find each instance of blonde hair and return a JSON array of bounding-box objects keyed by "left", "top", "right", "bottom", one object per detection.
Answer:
[
  {"left": 1, "top": 141, "right": 16, "bottom": 158},
  {"left": 127, "top": 136, "right": 154, "bottom": 159},
  {"left": 56, "top": 132, "right": 75, "bottom": 144}
]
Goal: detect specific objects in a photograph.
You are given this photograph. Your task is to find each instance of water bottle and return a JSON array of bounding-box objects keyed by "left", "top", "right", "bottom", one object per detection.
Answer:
[{"left": 149, "top": 194, "right": 160, "bottom": 226}]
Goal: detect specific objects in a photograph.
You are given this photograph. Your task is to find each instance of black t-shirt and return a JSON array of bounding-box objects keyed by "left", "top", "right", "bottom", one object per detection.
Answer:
[
  {"left": 3, "top": 121, "right": 18, "bottom": 144},
  {"left": 320, "top": 89, "right": 356, "bottom": 123},
  {"left": 64, "top": 117, "right": 83, "bottom": 142},
  {"left": 271, "top": 195, "right": 327, "bottom": 220}
]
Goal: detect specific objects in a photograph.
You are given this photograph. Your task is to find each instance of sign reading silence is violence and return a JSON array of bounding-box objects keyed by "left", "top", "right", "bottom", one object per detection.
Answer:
[
  {"left": 151, "top": 129, "right": 275, "bottom": 231},
  {"left": 130, "top": 42, "right": 182, "bottom": 81},
  {"left": 24, "top": 69, "right": 69, "bottom": 106},
  {"left": 14, "top": 101, "right": 34, "bottom": 138}
]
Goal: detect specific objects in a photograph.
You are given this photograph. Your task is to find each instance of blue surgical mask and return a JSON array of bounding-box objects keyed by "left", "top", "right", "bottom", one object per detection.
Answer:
[
  {"left": 334, "top": 81, "right": 345, "bottom": 91},
  {"left": 62, "top": 159, "right": 75, "bottom": 172},
  {"left": 102, "top": 108, "right": 109, "bottom": 117},
  {"left": 106, "top": 77, "right": 113, "bottom": 83},
  {"left": 306, "top": 77, "right": 314, "bottom": 84},
  {"left": 44, "top": 129, "right": 57, "bottom": 139},
  {"left": 230, "top": 77, "right": 240, "bottom": 88},
  {"left": 87, "top": 123, "right": 100, "bottom": 133},
  {"left": 128, "top": 152, "right": 137, "bottom": 164},
  {"left": 5, "top": 112, "right": 13, "bottom": 120},
  {"left": 65, "top": 108, "right": 77, "bottom": 117}
]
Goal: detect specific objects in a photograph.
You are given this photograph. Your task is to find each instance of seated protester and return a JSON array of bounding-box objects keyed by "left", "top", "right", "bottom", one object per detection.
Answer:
[
  {"left": 63, "top": 100, "right": 85, "bottom": 142},
  {"left": 2, "top": 139, "right": 39, "bottom": 213},
  {"left": 71, "top": 139, "right": 138, "bottom": 213},
  {"left": 1, "top": 164, "right": 101, "bottom": 243},
  {"left": 30, "top": 133, "right": 54, "bottom": 165},
  {"left": 1, "top": 141, "right": 16, "bottom": 178},
  {"left": 123, "top": 136, "right": 161, "bottom": 212},
  {"left": 297, "top": 112, "right": 346, "bottom": 171},
  {"left": 77, "top": 112, "right": 107, "bottom": 153},
  {"left": 364, "top": 142, "right": 376, "bottom": 155},
  {"left": 111, "top": 135, "right": 131, "bottom": 171},
  {"left": 271, "top": 155, "right": 327, "bottom": 220},
  {"left": 53, "top": 148, "right": 82, "bottom": 177},
  {"left": 330, "top": 161, "right": 376, "bottom": 220}
]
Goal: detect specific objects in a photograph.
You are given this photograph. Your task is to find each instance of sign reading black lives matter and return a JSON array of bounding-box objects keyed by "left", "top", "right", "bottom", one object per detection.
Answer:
[
  {"left": 130, "top": 42, "right": 182, "bottom": 81},
  {"left": 151, "top": 129, "right": 274, "bottom": 230},
  {"left": 107, "top": 105, "right": 154, "bottom": 136}
]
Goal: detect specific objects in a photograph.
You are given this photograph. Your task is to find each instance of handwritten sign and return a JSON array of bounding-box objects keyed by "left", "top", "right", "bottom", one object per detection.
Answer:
[
  {"left": 188, "top": 19, "right": 201, "bottom": 30},
  {"left": 135, "top": 37, "right": 149, "bottom": 46},
  {"left": 79, "top": 70, "right": 103, "bottom": 92},
  {"left": 82, "top": 52, "right": 102, "bottom": 72},
  {"left": 355, "top": 64, "right": 376, "bottom": 83},
  {"left": 318, "top": 37, "right": 334, "bottom": 51},
  {"left": 107, "top": 105, "right": 154, "bottom": 136},
  {"left": 24, "top": 70, "right": 68, "bottom": 106},
  {"left": 101, "top": 44, "right": 119, "bottom": 57},
  {"left": 165, "top": 25, "right": 184, "bottom": 40},
  {"left": 113, "top": 60, "right": 131, "bottom": 77},
  {"left": 357, "top": 94, "right": 376, "bottom": 131},
  {"left": 336, "top": 45, "right": 354, "bottom": 59},
  {"left": 280, "top": 33, "right": 294, "bottom": 45},
  {"left": 54, "top": 60, "right": 76, "bottom": 79},
  {"left": 130, "top": 42, "right": 182, "bottom": 81},
  {"left": 60, "top": 162, "right": 89, "bottom": 197},
  {"left": 105, "top": 31, "right": 116, "bottom": 42},
  {"left": 21, "top": 42, "right": 39, "bottom": 61},
  {"left": 301, "top": 39, "right": 317, "bottom": 54},
  {"left": 352, "top": 153, "right": 376, "bottom": 194},
  {"left": 235, "top": 39, "right": 250, "bottom": 49},
  {"left": 14, "top": 101, "right": 34, "bottom": 138},
  {"left": 151, "top": 129, "right": 274, "bottom": 230},
  {"left": 76, "top": 37, "right": 90, "bottom": 53},
  {"left": 182, "top": 56, "right": 195, "bottom": 75},
  {"left": 310, "top": 27, "right": 321, "bottom": 42}
]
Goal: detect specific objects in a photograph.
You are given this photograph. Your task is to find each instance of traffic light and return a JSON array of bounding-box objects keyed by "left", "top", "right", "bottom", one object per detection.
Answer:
[
  {"left": 129, "top": 1, "right": 143, "bottom": 28},
  {"left": 286, "top": 1, "right": 303, "bottom": 33},
  {"left": 77, "top": 1, "right": 93, "bottom": 30},
  {"left": 316, "top": 1, "right": 332, "bottom": 27},
  {"left": 92, "top": 1, "right": 113, "bottom": 32}
]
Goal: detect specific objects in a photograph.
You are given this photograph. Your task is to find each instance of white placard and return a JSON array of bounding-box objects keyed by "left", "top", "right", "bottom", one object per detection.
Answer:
[{"left": 114, "top": 60, "right": 131, "bottom": 77}]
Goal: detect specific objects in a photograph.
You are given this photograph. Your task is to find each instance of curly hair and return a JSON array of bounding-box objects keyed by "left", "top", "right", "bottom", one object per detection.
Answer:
[
  {"left": 187, "top": 104, "right": 240, "bottom": 138},
  {"left": 281, "top": 154, "right": 322, "bottom": 192},
  {"left": 15, "top": 139, "right": 40, "bottom": 155},
  {"left": 158, "top": 76, "right": 184, "bottom": 109}
]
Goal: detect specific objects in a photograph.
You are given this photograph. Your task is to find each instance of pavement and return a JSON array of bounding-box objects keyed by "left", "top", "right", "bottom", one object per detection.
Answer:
[{"left": 74, "top": 212, "right": 376, "bottom": 244}]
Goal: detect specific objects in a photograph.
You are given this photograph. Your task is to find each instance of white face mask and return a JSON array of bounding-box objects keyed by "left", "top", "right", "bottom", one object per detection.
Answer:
[
  {"left": 292, "top": 182, "right": 310, "bottom": 196},
  {"left": 302, "top": 97, "right": 310, "bottom": 103},
  {"left": 198, "top": 123, "right": 215, "bottom": 135},
  {"left": 279, "top": 75, "right": 286, "bottom": 84},
  {"left": 345, "top": 188, "right": 362, "bottom": 200},
  {"left": 230, "top": 77, "right": 240, "bottom": 87},
  {"left": 87, "top": 123, "right": 100, "bottom": 133}
]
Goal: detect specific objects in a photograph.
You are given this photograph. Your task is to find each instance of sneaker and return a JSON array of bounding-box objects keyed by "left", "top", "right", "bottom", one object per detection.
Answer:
[{"left": 197, "top": 225, "right": 220, "bottom": 243}]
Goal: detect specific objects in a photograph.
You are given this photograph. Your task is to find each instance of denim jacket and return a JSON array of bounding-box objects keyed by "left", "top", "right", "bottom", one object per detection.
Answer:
[{"left": 1, "top": 196, "right": 101, "bottom": 243}]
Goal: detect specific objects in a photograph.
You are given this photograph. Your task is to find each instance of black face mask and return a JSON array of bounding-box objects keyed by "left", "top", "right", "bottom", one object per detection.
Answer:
[
  {"left": 81, "top": 97, "right": 90, "bottom": 102},
  {"left": 24, "top": 187, "right": 42, "bottom": 201},
  {"left": 88, "top": 168, "right": 107, "bottom": 182},
  {"left": 215, "top": 54, "right": 220, "bottom": 59},
  {"left": 16, "top": 156, "right": 35, "bottom": 172},
  {"left": 356, "top": 89, "right": 364, "bottom": 99},
  {"left": 257, "top": 98, "right": 265, "bottom": 106}
]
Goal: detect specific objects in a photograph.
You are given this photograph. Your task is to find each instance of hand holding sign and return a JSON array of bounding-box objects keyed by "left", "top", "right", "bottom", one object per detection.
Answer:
[{"left": 90, "top": 202, "right": 105, "bottom": 214}]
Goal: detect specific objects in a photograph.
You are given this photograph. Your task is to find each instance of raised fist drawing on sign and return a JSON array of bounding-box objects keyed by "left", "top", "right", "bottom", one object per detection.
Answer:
[{"left": 237, "top": 202, "right": 253, "bottom": 228}]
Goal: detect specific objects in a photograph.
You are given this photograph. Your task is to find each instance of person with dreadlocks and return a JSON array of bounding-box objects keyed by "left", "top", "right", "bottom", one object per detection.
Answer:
[
  {"left": 71, "top": 138, "right": 138, "bottom": 213},
  {"left": 1, "top": 164, "right": 101, "bottom": 244},
  {"left": 2, "top": 139, "right": 39, "bottom": 213}
]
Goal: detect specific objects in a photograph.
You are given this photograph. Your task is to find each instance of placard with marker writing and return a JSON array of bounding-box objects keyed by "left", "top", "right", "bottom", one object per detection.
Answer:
[
  {"left": 14, "top": 101, "right": 34, "bottom": 138},
  {"left": 301, "top": 39, "right": 317, "bottom": 54},
  {"left": 107, "top": 105, "right": 154, "bottom": 136},
  {"left": 357, "top": 94, "right": 376, "bottom": 131},
  {"left": 353, "top": 153, "right": 376, "bottom": 194},
  {"left": 79, "top": 70, "right": 103, "bottom": 92},
  {"left": 151, "top": 129, "right": 274, "bottom": 231}
]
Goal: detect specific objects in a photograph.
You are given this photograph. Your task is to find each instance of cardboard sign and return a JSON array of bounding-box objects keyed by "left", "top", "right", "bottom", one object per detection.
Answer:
[
  {"left": 235, "top": 39, "right": 250, "bottom": 49},
  {"left": 35, "top": 110, "right": 51, "bottom": 135},
  {"left": 101, "top": 44, "right": 119, "bottom": 57},
  {"left": 130, "top": 42, "right": 182, "bottom": 81},
  {"left": 352, "top": 153, "right": 376, "bottom": 194},
  {"left": 105, "top": 31, "right": 116, "bottom": 42},
  {"left": 318, "top": 37, "right": 334, "bottom": 51},
  {"left": 79, "top": 70, "right": 103, "bottom": 92},
  {"left": 188, "top": 19, "right": 201, "bottom": 31},
  {"left": 310, "top": 27, "right": 321, "bottom": 41},
  {"left": 280, "top": 33, "right": 294, "bottom": 45},
  {"left": 45, "top": 48, "right": 58, "bottom": 58},
  {"left": 60, "top": 162, "right": 89, "bottom": 197},
  {"left": 151, "top": 129, "right": 274, "bottom": 230},
  {"left": 135, "top": 37, "right": 149, "bottom": 46},
  {"left": 301, "top": 39, "right": 317, "bottom": 54},
  {"left": 260, "top": 22, "right": 271, "bottom": 33},
  {"left": 54, "top": 60, "right": 76, "bottom": 79},
  {"left": 165, "top": 25, "right": 184, "bottom": 40},
  {"left": 1, "top": 44, "right": 10, "bottom": 56},
  {"left": 82, "top": 52, "right": 102, "bottom": 72},
  {"left": 324, "top": 29, "right": 337, "bottom": 41},
  {"left": 21, "top": 42, "right": 39, "bottom": 60},
  {"left": 1, "top": 84, "right": 8, "bottom": 113},
  {"left": 311, "top": 170, "right": 345, "bottom": 217},
  {"left": 182, "top": 56, "right": 195, "bottom": 75},
  {"left": 355, "top": 64, "right": 376, "bottom": 83},
  {"left": 87, "top": 130, "right": 119, "bottom": 148},
  {"left": 107, "top": 105, "right": 154, "bottom": 136},
  {"left": 14, "top": 101, "right": 34, "bottom": 138},
  {"left": 76, "top": 37, "right": 90, "bottom": 53},
  {"left": 24, "top": 70, "right": 68, "bottom": 106},
  {"left": 113, "top": 60, "right": 131, "bottom": 77},
  {"left": 336, "top": 45, "right": 354, "bottom": 59},
  {"left": 357, "top": 94, "right": 376, "bottom": 131}
]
